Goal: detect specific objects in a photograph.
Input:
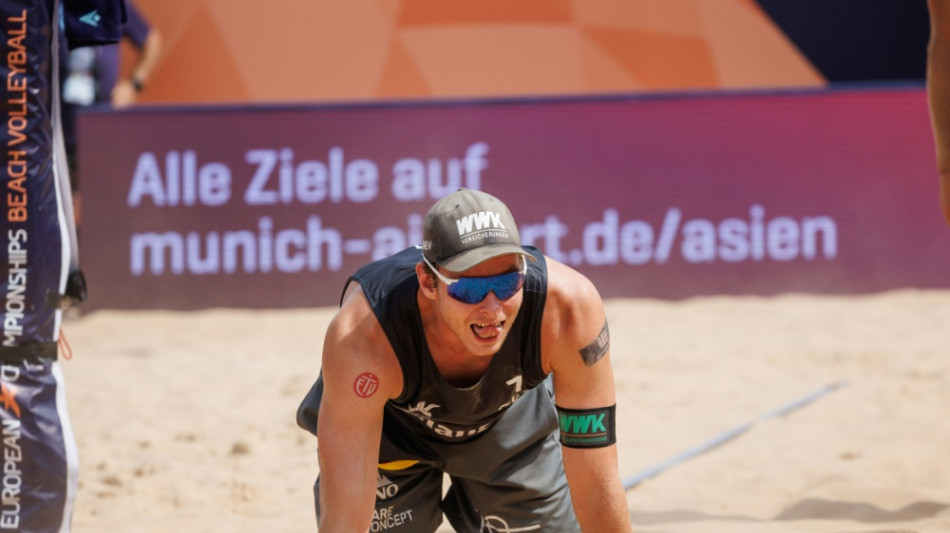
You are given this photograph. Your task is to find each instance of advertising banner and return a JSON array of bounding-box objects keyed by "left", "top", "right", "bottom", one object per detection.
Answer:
[
  {"left": 78, "top": 88, "right": 948, "bottom": 310},
  {"left": 2, "top": 2, "right": 122, "bottom": 531}
]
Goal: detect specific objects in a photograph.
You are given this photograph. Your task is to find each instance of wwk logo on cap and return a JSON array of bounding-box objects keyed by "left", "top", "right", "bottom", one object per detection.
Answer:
[{"left": 456, "top": 211, "right": 508, "bottom": 242}]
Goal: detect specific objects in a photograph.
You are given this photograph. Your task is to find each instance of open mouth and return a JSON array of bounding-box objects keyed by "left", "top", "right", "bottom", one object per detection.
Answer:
[{"left": 471, "top": 321, "right": 504, "bottom": 340}]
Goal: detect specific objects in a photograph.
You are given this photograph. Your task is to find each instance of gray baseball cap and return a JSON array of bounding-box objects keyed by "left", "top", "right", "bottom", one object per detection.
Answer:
[{"left": 422, "top": 189, "right": 534, "bottom": 272}]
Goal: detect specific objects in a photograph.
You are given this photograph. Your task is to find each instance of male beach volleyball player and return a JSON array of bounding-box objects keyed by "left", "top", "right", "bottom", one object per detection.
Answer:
[
  {"left": 927, "top": 0, "right": 950, "bottom": 225},
  {"left": 298, "top": 189, "right": 633, "bottom": 532}
]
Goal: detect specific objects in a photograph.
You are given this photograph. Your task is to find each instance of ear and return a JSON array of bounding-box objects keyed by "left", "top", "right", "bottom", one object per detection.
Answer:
[{"left": 415, "top": 262, "right": 438, "bottom": 299}]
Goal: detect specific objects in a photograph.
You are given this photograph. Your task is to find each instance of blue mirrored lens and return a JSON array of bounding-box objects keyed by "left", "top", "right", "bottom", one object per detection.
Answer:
[{"left": 446, "top": 271, "right": 525, "bottom": 304}]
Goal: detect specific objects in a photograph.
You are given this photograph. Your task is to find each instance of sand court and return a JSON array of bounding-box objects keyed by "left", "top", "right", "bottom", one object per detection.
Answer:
[{"left": 60, "top": 289, "right": 950, "bottom": 532}]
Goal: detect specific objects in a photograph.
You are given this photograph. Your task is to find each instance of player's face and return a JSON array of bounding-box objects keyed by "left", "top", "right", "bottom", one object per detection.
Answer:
[{"left": 432, "top": 254, "right": 525, "bottom": 358}]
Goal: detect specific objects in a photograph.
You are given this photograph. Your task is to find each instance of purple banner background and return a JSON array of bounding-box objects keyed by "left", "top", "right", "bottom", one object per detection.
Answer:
[{"left": 78, "top": 87, "right": 949, "bottom": 310}]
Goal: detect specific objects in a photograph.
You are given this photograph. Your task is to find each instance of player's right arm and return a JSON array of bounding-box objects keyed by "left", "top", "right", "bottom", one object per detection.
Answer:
[
  {"left": 315, "top": 285, "right": 403, "bottom": 532},
  {"left": 927, "top": 0, "right": 950, "bottom": 225}
]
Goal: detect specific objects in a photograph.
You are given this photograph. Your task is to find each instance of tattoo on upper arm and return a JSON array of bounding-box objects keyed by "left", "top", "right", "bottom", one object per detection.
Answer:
[
  {"left": 353, "top": 372, "right": 379, "bottom": 398},
  {"left": 578, "top": 320, "right": 610, "bottom": 366}
]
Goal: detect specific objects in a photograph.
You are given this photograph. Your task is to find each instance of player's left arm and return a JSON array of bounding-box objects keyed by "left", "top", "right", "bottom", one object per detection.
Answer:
[{"left": 544, "top": 258, "right": 634, "bottom": 532}]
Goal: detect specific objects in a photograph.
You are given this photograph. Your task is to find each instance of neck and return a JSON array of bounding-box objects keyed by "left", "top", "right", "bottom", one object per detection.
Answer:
[{"left": 417, "top": 289, "right": 494, "bottom": 387}]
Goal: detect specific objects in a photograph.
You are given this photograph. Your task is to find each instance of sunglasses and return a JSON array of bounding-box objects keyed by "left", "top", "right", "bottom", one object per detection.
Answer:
[{"left": 421, "top": 254, "right": 526, "bottom": 304}]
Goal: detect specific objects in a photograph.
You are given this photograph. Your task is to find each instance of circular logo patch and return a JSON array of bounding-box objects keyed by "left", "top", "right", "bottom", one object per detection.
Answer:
[{"left": 353, "top": 372, "right": 379, "bottom": 398}]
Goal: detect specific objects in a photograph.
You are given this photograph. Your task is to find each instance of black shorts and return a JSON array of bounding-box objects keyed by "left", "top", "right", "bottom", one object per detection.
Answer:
[{"left": 312, "top": 377, "right": 581, "bottom": 532}]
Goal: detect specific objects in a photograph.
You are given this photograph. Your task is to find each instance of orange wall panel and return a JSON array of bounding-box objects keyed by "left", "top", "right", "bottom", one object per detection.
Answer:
[{"left": 130, "top": 0, "right": 824, "bottom": 105}]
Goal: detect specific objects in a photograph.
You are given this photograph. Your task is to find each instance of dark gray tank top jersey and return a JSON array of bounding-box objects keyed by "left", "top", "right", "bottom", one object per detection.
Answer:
[
  {"left": 296, "top": 245, "right": 550, "bottom": 446},
  {"left": 361, "top": 245, "right": 549, "bottom": 444}
]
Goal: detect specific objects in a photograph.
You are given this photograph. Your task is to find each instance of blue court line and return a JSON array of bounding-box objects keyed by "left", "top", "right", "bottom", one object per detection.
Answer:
[{"left": 623, "top": 380, "right": 849, "bottom": 491}]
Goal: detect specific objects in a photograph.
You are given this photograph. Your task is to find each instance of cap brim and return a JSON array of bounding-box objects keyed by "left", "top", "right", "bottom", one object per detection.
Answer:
[{"left": 438, "top": 243, "right": 536, "bottom": 273}]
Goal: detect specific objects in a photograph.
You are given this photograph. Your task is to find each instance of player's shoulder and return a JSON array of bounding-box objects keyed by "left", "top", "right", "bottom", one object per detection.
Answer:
[
  {"left": 538, "top": 255, "right": 607, "bottom": 372},
  {"left": 327, "top": 284, "right": 396, "bottom": 364},
  {"left": 324, "top": 283, "right": 404, "bottom": 397},
  {"left": 542, "top": 254, "right": 602, "bottom": 309},
  {"left": 330, "top": 283, "right": 374, "bottom": 332},
  {"left": 540, "top": 255, "right": 604, "bottom": 335}
]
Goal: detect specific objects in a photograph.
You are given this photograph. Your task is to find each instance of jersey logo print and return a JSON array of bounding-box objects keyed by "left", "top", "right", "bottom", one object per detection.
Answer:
[
  {"left": 0, "top": 383, "right": 20, "bottom": 418},
  {"left": 496, "top": 375, "right": 524, "bottom": 411},
  {"left": 376, "top": 473, "right": 399, "bottom": 499},
  {"left": 479, "top": 514, "right": 541, "bottom": 532},
  {"left": 79, "top": 10, "right": 101, "bottom": 27},
  {"left": 400, "top": 401, "right": 439, "bottom": 419},
  {"left": 395, "top": 401, "right": 492, "bottom": 440}
]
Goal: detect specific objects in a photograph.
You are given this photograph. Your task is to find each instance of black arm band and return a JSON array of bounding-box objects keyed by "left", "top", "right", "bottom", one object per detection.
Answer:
[{"left": 556, "top": 404, "right": 617, "bottom": 448}]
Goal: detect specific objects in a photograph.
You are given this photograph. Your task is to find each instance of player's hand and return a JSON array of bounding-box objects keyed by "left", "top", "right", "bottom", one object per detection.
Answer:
[{"left": 111, "top": 80, "right": 138, "bottom": 108}]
